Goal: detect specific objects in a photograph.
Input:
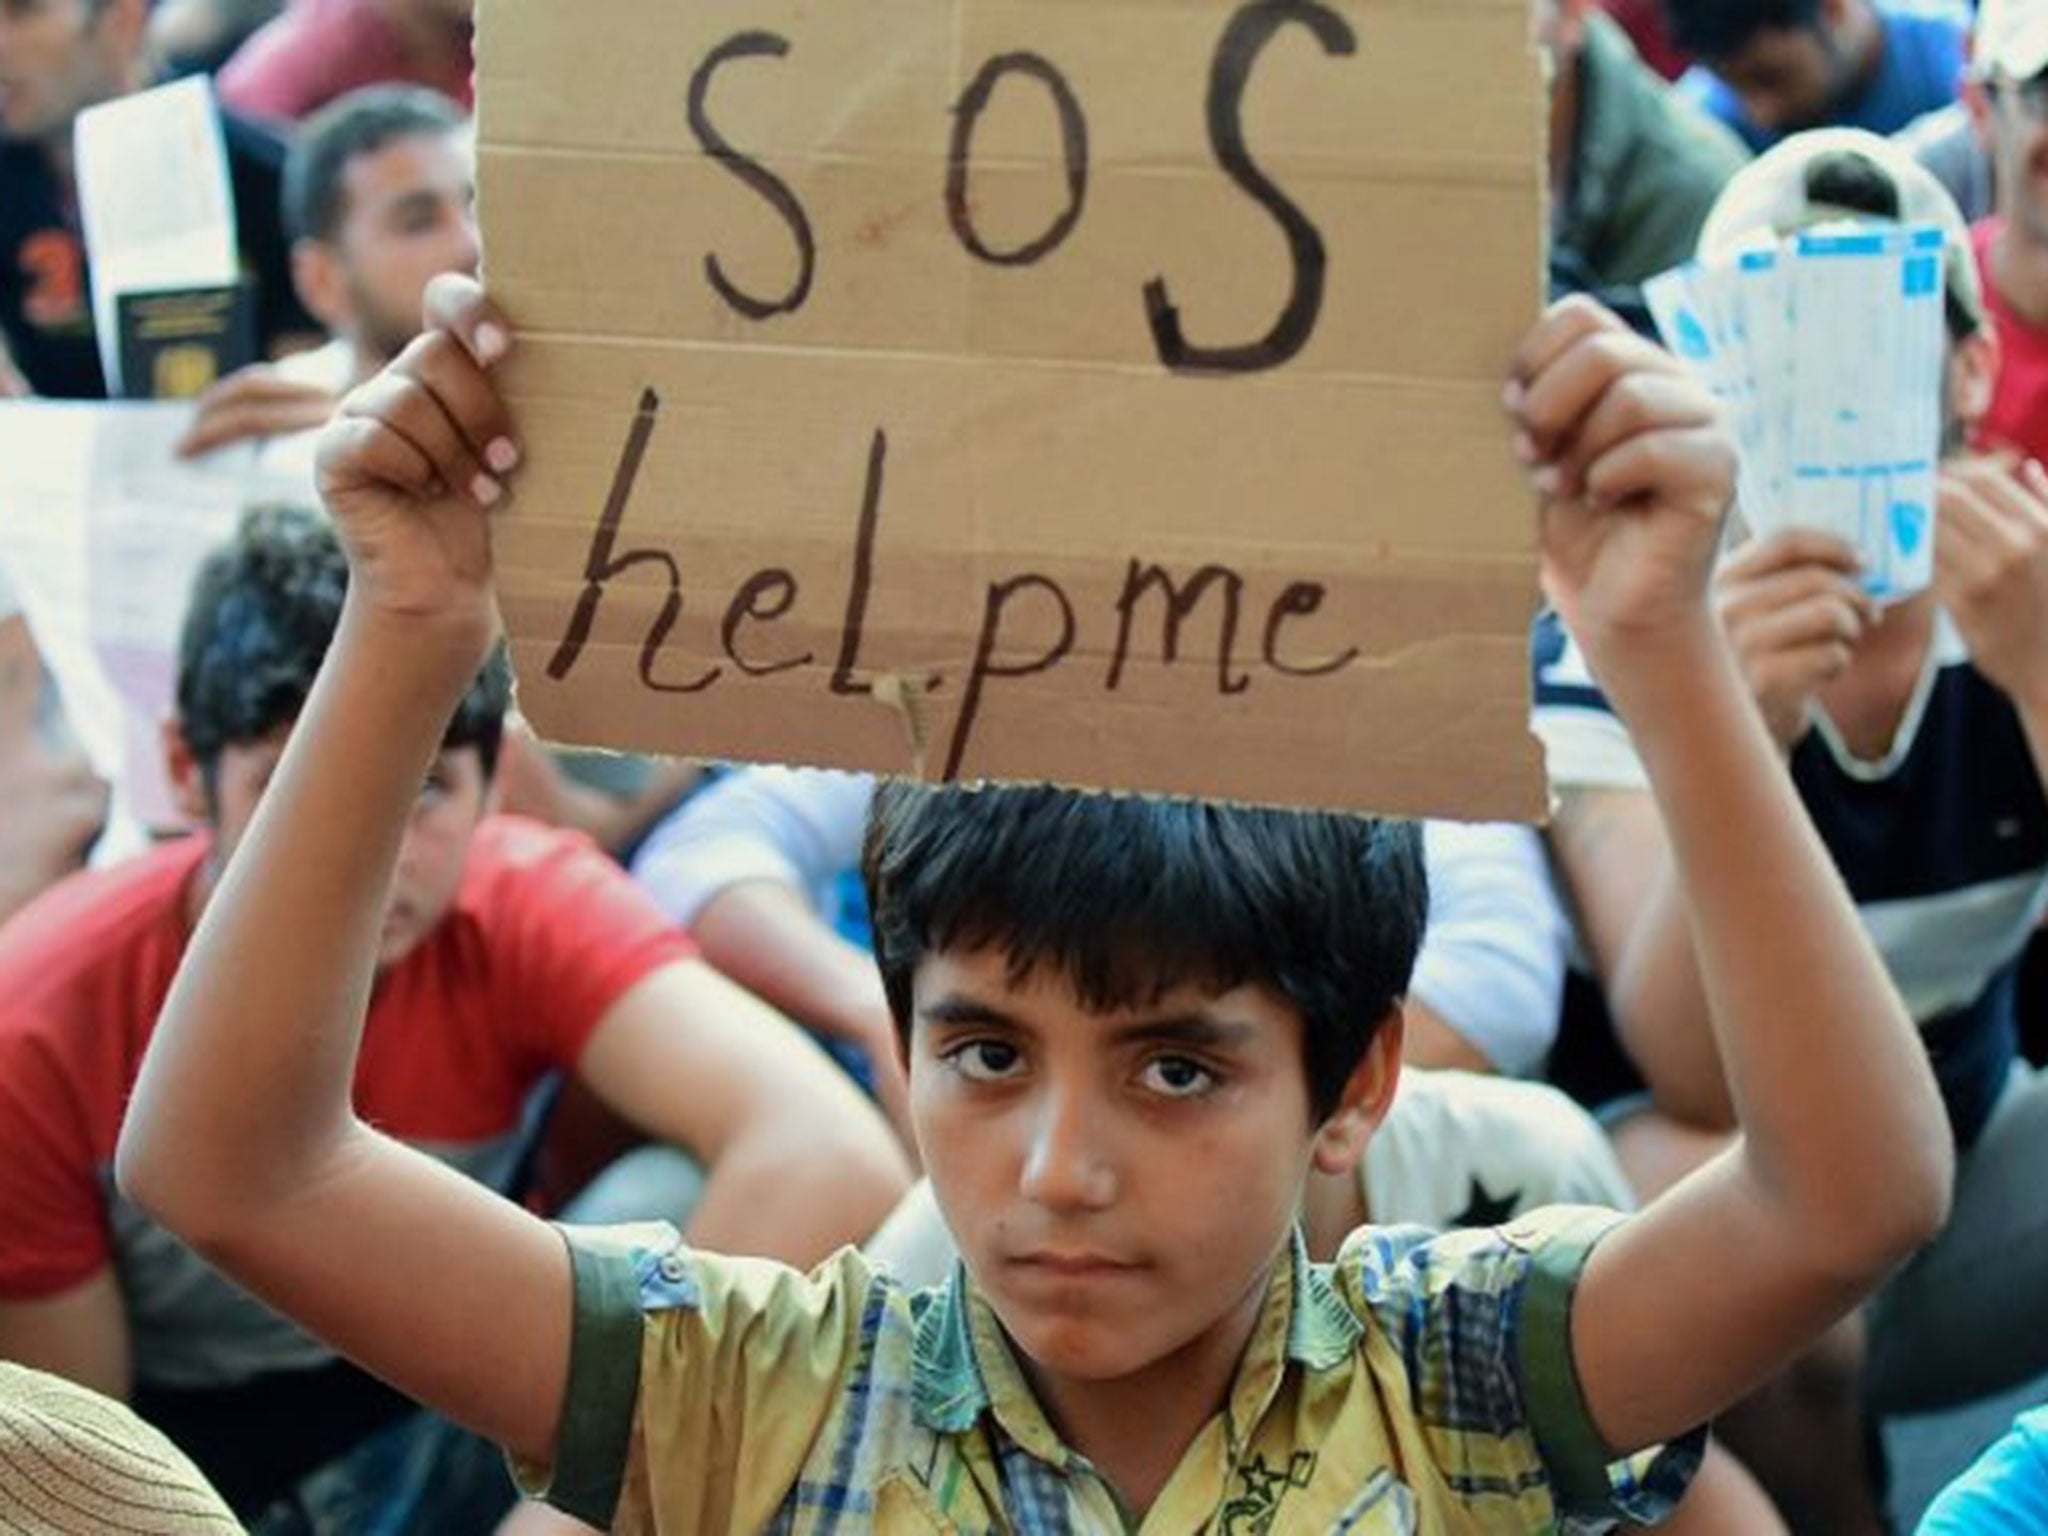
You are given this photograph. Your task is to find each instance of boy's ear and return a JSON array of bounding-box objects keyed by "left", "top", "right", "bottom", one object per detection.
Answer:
[
  {"left": 1311, "top": 1006, "right": 1404, "bottom": 1176},
  {"left": 161, "top": 715, "right": 211, "bottom": 826}
]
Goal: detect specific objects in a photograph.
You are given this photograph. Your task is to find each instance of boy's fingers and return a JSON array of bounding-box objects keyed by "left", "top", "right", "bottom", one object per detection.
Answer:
[
  {"left": 1517, "top": 329, "right": 1689, "bottom": 470},
  {"left": 1558, "top": 367, "right": 1716, "bottom": 487},
  {"left": 392, "top": 328, "right": 521, "bottom": 480},
  {"left": 422, "top": 273, "right": 514, "bottom": 372},
  {"left": 318, "top": 412, "right": 443, "bottom": 501},
  {"left": 345, "top": 368, "right": 500, "bottom": 507},
  {"left": 1508, "top": 294, "right": 1629, "bottom": 393},
  {"left": 1579, "top": 422, "right": 1733, "bottom": 517}
]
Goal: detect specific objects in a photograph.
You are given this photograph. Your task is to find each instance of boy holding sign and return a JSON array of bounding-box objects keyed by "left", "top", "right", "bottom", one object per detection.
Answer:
[{"left": 112, "top": 276, "right": 1951, "bottom": 1532}]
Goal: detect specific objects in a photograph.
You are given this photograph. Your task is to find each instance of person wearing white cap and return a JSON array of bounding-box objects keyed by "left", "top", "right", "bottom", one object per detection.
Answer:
[
  {"left": 1536, "top": 127, "right": 2048, "bottom": 1530},
  {"left": 1968, "top": 0, "right": 2048, "bottom": 462},
  {"left": 0, "top": 1360, "right": 242, "bottom": 1533}
]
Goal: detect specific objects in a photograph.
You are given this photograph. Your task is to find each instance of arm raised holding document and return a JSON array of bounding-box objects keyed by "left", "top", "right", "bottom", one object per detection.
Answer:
[{"left": 1507, "top": 297, "right": 1950, "bottom": 1452}]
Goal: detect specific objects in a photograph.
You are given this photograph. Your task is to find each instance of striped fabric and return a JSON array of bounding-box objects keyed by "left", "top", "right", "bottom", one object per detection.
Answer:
[
  {"left": 523, "top": 1209, "right": 1701, "bottom": 1534},
  {"left": 0, "top": 1362, "right": 241, "bottom": 1533}
]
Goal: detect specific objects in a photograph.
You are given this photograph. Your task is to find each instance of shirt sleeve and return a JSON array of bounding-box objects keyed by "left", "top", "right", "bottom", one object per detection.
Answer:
[
  {"left": 1340, "top": 1208, "right": 1703, "bottom": 1530},
  {"left": 1917, "top": 1408, "right": 2048, "bottom": 1536},
  {"left": 630, "top": 768, "right": 875, "bottom": 928},
  {"left": 515, "top": 1224, "right": 880, "bottom": 1535},
  {"left": 0, "top": 1020, "right": 113, "bottom": 1298},
  {"left": 482, "top": 823, "right": 700, "bottom": 1072},
  {"left": 1530, "top": 612, "right": 1651, "bottom": 794},
  {"left": 1412, "top": 821, "right": 1570, "bottom": 1075}
]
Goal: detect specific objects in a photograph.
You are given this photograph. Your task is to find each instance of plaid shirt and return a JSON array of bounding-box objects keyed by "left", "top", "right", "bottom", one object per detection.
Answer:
[{"left": 522, "top": 1208, "right": 1700, "bottom": 1533}]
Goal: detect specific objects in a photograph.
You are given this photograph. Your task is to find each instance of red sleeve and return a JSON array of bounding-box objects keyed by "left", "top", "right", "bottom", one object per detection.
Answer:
[
  {"left": 477, "top": 821, "right": 699, "bottom": 1073},
  {"left": 0, "top": 1019, "right": 114, "bottom": 1299}
]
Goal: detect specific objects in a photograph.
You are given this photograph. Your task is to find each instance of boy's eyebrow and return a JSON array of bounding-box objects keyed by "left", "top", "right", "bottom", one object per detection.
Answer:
[
  {"left": 919, "top": 995, "right": 1022, "bottom": 1029},
  {"left": 920, "top": 996, "right": 1259, "bottom": 1050},
  {"left": 1106, "top": 1014, "right": 1260, "bottom": 1052}
]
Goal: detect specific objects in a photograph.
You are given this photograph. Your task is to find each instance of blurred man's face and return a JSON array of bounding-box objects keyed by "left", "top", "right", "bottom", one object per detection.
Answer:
[
  {"left": 1711, "top": 24, "right": 1857, "bottom": 136},
  {"left": 1987, "top": 70, "right": 2048, "bottom": 247},
  {"left": 0, "top": 0, "right": 133, "bottom": 144},
  {"left": 330, "top": 128, "right": 480, "bottom": 365}
]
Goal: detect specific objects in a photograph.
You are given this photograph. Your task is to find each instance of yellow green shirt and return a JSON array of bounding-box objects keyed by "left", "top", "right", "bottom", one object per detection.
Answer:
[{"left": 525, "top": 1207, "right": 1700, "bottom": 1533}]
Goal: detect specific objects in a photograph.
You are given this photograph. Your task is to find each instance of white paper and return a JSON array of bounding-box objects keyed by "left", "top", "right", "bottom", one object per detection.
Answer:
[
  {"left": 0, "top": 402, "right": 263, "bottom": 831},
  {"left": 73, "top": 77, "right": 239, "bottom": 397},
  {"left": 1647, "top": 224, "right": 1948, "bottom": 600}
]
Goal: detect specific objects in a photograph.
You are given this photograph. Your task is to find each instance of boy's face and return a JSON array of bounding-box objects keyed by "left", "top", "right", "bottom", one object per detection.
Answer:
[
  {"left": 909, "top": 947, "right": 1378, "bottom": 1392},
  {"left": 202, "top": 727, "right": 489, "bottom": 969}
]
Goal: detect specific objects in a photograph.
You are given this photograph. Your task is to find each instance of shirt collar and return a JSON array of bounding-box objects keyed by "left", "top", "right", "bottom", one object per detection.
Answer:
[{"left": 910, "top": 1230, "right": 1362, "bottom": 1459}]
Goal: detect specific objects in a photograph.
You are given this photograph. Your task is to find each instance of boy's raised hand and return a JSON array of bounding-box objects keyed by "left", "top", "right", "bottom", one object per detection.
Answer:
[
  {"left": 315, "top": 274, "right": 522, "bottom": 661},
  {"left": 1509, "top": 297, "right": 1735, "bottom": 678}
]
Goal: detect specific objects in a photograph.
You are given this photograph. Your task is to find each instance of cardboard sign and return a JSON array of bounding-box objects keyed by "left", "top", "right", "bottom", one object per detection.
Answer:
[{"left": 477, "top": 0, "right": 1547, "bottom": 819}]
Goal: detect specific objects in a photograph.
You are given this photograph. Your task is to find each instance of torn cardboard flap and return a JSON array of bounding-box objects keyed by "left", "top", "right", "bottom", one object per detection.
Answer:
[{"left": 479, "top": 0, "right": 1548, "bottom": 820}]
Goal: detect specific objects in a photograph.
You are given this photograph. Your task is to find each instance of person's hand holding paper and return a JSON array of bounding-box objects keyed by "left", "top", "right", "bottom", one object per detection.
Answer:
[
  {"left": 1935, "top": 456, "right": 2048, "bottom": 713},
  {"left": 1713, "top": 528, "right": 1876, "bottom": 751}
]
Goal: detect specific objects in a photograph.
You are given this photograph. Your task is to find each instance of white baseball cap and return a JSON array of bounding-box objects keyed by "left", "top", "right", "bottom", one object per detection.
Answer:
[
  {"left": 1699, "top": 127, "right": 1986, "bottom": 334},
  {"left": 1978, "top": 0, "right": 2048, "bottom": 82}
]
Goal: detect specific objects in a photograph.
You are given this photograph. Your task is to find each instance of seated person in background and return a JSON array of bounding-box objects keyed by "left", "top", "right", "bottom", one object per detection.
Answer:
[
  {"left": 0, "top": 0, "right": 315, "bottom": 399},
  {"left": 108, "top": 274, "right": 1954, "bottom": 1533},
  {"left": 634, "top": 766, "right": 1575, "bottom": 1094},
  {"left": 1968, "top": 0, "right": 2048, "bottom": 463},
  {"left": 0, "top": 1360, "right": 241, "bottom": 1533},
  {"left": 0, "top": 570, "right": 108, "bottom": 927},
  {"left": 1663, "top": 0, "right": 1969, "bottom": 152},
  {"left": 1917, "top": 1405, "right": 2048, "bottom": 1533},
  {"left": 218, "top": 0, "right": 473, "bottom": 122},
  {"left": 0, "top": 509, "right": 910, "bottom": 1529},
  {"left": 1538, "top": 129, "right": 2048, "bottom": 1531},
  {"left": 1544, "top": 0, "right": 1750, "bottom": 294},
  {"left": 179, "top": 84, "right": 480, "bottom": 463}
]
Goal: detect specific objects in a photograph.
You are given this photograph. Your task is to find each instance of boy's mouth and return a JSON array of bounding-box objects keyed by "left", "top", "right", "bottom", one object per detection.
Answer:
[{"left": 1006, "top": 1251, "right": 1144, "bottom": 1278}]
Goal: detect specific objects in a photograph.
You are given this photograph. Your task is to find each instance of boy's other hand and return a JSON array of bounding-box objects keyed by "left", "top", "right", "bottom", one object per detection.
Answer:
[
  {"left": 1714, "top": 530, "right": 1873, "bottom": 753},
  {"left": 314, "top": 274, "right": 521, "bottom": 661},
  {"left": 1508, "top": 297, "right": 1735, "bottom": 674},
  {"left": 1936, "top": 457, "right": 2048, "bottom": 715}
]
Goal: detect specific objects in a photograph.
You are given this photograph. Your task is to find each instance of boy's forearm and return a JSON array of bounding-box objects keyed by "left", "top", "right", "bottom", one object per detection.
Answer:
[
  {"left": 121, "top": 603, "right": 486, "bottom": 1217},
  {"left": 1608, "top": 627, "right": 1950, "bottom": 1247}
]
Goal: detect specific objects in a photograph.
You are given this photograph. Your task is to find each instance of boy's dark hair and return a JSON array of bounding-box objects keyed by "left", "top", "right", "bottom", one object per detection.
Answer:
[
  {"left": 863, "top": 782, "right": 1427, "bottom": 1122},
  {"left": 1663, "top": 0, "right": 1823, "bottom": 58},
  {"left": 283, "top": 85, "right": 467, "bottom": 246},
  {"left": 177, "top": 506, "right": 510, "bottom": 793}
]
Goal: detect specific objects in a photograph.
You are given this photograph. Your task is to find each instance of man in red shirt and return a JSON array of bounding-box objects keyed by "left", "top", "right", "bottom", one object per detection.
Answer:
[
  {"left": 0, "top": 509, "right": 910, "bottom": 1529},
  {"left": 217, "top": 0, "right": 472, "bottom": 122},
  {"left": 1971, "top": 2, "right": 2048, "bottom": 463}
]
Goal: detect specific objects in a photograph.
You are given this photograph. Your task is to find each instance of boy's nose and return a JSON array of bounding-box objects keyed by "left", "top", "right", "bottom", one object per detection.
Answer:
[{"left": 1017, "top": 1091, "right": 1117, "bottom": 1212}]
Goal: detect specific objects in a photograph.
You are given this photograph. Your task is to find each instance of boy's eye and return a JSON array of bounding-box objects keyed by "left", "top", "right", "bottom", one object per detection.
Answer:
[
  {"left": 947, "top": 1039, "right": 1024, "bottom": 1082},
  {"left": 1139, "top": 1055, "right": 1217, "bottom": 1099}
]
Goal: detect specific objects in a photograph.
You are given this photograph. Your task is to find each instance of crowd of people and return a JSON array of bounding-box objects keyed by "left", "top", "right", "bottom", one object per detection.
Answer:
[{"left": 1, "top": 0, "right": 2046, "bottom": 1531}]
